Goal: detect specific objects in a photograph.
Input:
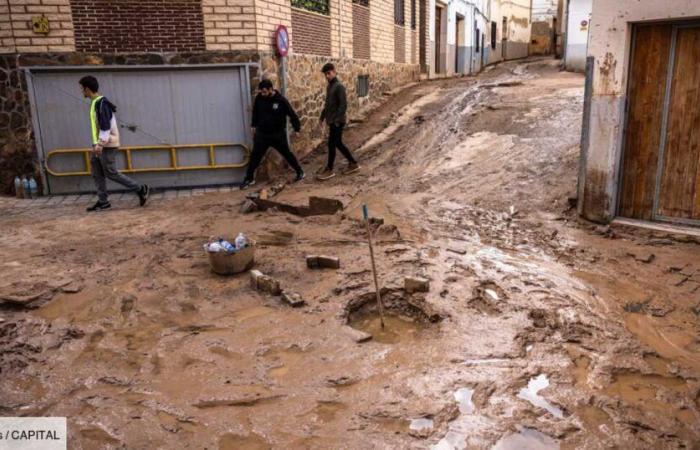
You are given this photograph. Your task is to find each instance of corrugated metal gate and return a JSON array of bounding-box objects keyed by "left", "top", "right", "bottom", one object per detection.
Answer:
[{"left": 26, "top": 65, "right": 252, "bottom": 195}]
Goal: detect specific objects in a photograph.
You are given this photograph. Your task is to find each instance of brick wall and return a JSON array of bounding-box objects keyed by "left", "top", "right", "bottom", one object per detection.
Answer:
[
  {"left": 2, "top": 0, "right": 75, "bottom": 53},
  {"left": 394, "top": 25, "right": 405, "bottom": 63},
  {"left": 202, "top": 0, "right": 257, "bottom": 51},
  {"left": 352, "top": 4, "right": 370, "bottom": 60},
  {"left": 252, "top": 0, "right": 288, "bottom": 52},
  {"left": 291, "top": 8, "right": 331, "bottom": 56},
  {"left": 69, "top": 0, "right": 205, "bottom": 53}
]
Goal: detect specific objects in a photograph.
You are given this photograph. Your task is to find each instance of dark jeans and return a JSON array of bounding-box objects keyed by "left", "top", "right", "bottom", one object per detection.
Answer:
[
  {"left": 91, "top": 147, "right": 141, "bottom": 203},
  {"left": 327, "top": 124, "right": 356, "bottom": 170},
  {"left": 245, "top": 132, "right": 302, "bottom": 181}
]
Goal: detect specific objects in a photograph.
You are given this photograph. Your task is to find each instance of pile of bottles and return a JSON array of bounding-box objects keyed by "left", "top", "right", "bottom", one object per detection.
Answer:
[
  {"left": 204, "top": 233, "right": 248, "bottom": 253},
  {"left": 14, "top": 175, "right": 39, "bottom": 199}
]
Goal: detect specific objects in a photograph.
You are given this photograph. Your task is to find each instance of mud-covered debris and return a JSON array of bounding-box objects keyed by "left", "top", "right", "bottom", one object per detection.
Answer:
[
  {"left": 447, "top": 248, "right": 467, "bottom": 255},
  {"left": 627, "top": 252, "right": 655, "bottom": 264},
  {"left": 405, "top": 277, "right": 430, "bottom": 293},
  {"left": 250, "top": 270, "right": 281, "bottom": 295},
  {"left": 61, "top": 282, "right": 82, "bottom": 294},
  {"left": 408, "top": 417, "right": 434, "bottom": 437},
  {"left": 342, "top": 325, "right": 372, "bottom": 343},
  {"left": 193, "top": 394, "right": 284, "bottom": 408},
  {"left": 325, "top": 376, "right": 359, "bottom": 387},
  {"left": 281, "top": 291, "right": 305, "bottom": 308},
  {"left": 307, "top": 255, "right": 340, "bottom": 270},
  {"left": 240, "top": 199, "right": 258, "bottom": 214},
  {"left": 251, "top": 196, "right": 343, "bottom": 217},
  {"left": 257, "top": 230, "right": 294, "bottom": 246}
]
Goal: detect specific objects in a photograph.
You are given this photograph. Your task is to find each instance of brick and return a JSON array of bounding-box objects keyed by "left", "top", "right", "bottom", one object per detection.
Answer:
[
  {"left": 250, "top": 270, "right": 282, "bottom": 295},
  {"left": 405, "top": 276, "right": 430, "bottom": 293},
  {"left": 281, "top": 291, "right": 305, "bottom": 307}
]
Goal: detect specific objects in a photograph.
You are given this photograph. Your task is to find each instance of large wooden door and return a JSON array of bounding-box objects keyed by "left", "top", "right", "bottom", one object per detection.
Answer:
[
  {"left": 657, "top": 26, "right": 700, "bottom": 220},
  {"left": 618, "top": 22, "right": 700, "bottom": 225}
]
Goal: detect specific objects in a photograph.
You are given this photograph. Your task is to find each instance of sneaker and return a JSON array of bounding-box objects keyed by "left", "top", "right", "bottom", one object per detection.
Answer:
[
  {"left": 316, "top": 168, "right": 336, "bottom": 181},
  {"left": 240, "top": 179, "right": 256, "bottom": 190},
  {"left": 86, "top": 200, "right": 111, "bottom": 212},
  {"left": 138, "top": 184, "right": 150, "bottom": 207},
  {"left": 341, "top": 163, "right": 360, "bottom": 175},
  {"left": 293, "top": 170, "right": 306, "bottom": 183}
]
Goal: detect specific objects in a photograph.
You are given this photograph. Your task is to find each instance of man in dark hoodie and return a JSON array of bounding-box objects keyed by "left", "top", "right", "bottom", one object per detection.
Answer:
[
  {"left": 240, "top": 79, "right": 305, "bottom": 189},
  {"left": 317, "top": 63, "right": 359, "bottom": 181},
  {"left": 79, "top": 76, "right": 149, "bottom": 212}
]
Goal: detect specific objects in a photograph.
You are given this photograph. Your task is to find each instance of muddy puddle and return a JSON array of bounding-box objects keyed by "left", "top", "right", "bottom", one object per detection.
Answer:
[{"left": 348, "top": 313, "right": 426, "bottom": 344}]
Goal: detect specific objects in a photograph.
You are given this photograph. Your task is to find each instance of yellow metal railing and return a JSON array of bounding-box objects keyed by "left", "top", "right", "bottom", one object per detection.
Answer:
[{"left": 45, "top": 143, "right": 250, "bottom": 177}]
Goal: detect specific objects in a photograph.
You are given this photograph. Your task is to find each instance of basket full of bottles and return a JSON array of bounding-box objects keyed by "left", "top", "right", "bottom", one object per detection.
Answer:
[{"left": 203, "top": 233, "right": 255, "bottom": 275}]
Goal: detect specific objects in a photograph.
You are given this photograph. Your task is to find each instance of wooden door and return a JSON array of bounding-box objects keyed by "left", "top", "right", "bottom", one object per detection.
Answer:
[
  {"left": 657, "top": 26, "right": 700, "bottom": 221},
  {"left": 618, "top": 24, "right": 673, "bottom": 220}
]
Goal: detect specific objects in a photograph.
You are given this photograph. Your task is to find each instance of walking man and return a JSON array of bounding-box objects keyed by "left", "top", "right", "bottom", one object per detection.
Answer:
[
  {"left": 317, "top": 63, "right": 359, "bottom": 181},
  {"left": 79, "top": 76, "right": 149, "bottom": 211},
  {"left": 241, "top": 80, "right": 305, "bottom": 189}
]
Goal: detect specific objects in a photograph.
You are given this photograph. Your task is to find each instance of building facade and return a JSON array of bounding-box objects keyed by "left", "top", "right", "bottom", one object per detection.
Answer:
[
  {"left": 563, "top": 0, "right": 590, "bottom": 71},
  {"left": 0, "top": 0, "right": 420, "bottom": 194},
  {"left": 530, "top": 0, "right": 562, "bottom": 56},
  {"left": 578, "top": 0, "right": 700, "bottom": 228}
]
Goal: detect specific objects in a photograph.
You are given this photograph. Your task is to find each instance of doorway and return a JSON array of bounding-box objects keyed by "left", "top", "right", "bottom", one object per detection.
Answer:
[
  {"left": 618, "top": 22, "right": 700, "bottom": 226},
  {"left": 435, "top": 5, "right": 443, "bottom": 73},
  {"left": 455, "top": 14, "right": 465, "bottom": 74}
]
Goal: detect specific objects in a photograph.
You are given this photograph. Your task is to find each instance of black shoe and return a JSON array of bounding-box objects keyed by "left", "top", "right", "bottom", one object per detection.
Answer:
[
  {"left": 293, "top": 170, "right": 306, "bottom": 183},
  {"left": 138, "top": 185, "right": 150, "bottom": 207},
  {"left": 240, "top": 179, "right": 255, "bottom": 190},
  {"left": 86, "top": 200, "right": 111, "bottom": 212}
]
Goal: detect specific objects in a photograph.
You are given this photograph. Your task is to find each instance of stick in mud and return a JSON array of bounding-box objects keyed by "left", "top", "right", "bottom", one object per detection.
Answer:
[{"left": 363, "top": 204, "right": 386, "bottom": 329}]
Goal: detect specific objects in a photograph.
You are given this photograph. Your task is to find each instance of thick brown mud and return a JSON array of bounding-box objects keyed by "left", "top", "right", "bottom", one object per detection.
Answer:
[{"left": 1, "top": 58, "right": 699, "bottom": 449}]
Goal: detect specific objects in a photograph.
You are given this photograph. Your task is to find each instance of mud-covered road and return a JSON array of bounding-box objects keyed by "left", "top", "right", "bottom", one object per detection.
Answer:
[{"left": 2, "top": 59, "right": 700, "bottom": 449}]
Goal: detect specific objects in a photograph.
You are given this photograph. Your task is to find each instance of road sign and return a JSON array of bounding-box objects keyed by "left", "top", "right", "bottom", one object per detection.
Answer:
[{"left": 275, "top": 25, "right": 289, "bottom": 57}]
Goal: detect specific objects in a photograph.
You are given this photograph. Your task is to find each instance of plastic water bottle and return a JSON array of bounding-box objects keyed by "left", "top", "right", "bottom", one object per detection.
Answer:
[
  {"left": 234, "top": 233, "right": 247, "bottom": 250},
  {"left": 14, "top": 176, "right": 22, "bottom": 198},
  {"left": 21, "top": 176, "right": 29, "bottom": 199},
  {"left": 219, "top": 239, "right": 235, "bottom": 252},
  {"left": 205, "top": 241, "right": 224, "bottom": 252},
  {"left": 28, "top": 177, "right": 38, "bottom": 199}
]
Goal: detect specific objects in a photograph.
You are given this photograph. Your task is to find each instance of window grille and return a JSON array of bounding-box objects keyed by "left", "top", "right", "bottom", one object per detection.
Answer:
[
  {"left": 411, "top": 0, "right": 416, "bottom": 29},
  {"left": 353, "top": 0, "right": 369, "bottom": 6},
  {"left": 357, "top": 75, "right": 370, "bottom": 97},
  {"left": 394, "top": 0, "right": 405, "bottom": 26}
]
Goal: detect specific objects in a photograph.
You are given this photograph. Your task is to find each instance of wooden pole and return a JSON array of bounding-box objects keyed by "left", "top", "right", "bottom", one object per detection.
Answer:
[{"left": 363, "top": 204, "right": 386, "bottom": 329}]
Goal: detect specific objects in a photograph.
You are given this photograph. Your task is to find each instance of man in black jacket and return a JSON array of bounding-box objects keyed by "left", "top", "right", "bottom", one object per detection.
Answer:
[
  {"left": 241, "top": 80, "right": 304, "bottom": 189},
  {"left": 317, "top": 63, "right": 359, "bottom": 181}
]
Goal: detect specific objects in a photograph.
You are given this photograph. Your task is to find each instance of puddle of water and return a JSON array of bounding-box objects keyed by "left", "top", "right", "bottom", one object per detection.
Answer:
[
  {"left": 578, "top": 405, "right": 613, "bottom": 434},
  {"left": 409, "top": 418, "right": 434, "bottom": 432},
  {"left": 517, "top": 374, "right": 564, "bottom": 419},
  {"left": 35, "top": 289, "right": 99, "bottom": 321},
  {"left": 218, "top": 432, "right": 269, "bottom": 450},
  {"left": 349, "top": 314, "right": 424, "bottom": 344},
  {"left": 454, "top": 388, "right": 475, "bottom": 414},
  {"left": 604, "top": 371, "right": 686, "bottom": 404},
  {"left": 484, "top": 289, "right": 499, "bottom": 301},
  {"left": 492, "top": 427, "right": 559, "bottom": 450}
]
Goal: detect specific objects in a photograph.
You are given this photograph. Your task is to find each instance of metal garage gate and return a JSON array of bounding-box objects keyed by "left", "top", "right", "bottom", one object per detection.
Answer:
[
  {"left": 27, "top": 65, "right": 252, "bottom": 195},
  {"left": 618, "top": 22, "right": 700, "bottom": 227}
]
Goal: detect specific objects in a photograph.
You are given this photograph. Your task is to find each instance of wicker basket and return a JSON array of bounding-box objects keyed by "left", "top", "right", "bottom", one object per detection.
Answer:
[{"left": 205, "top": 238, "right": 255, "bottom": 275}]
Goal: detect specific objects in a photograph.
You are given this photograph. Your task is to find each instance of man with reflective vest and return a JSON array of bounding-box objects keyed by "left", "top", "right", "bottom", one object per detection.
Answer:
[{"left": 79, "top": 76, "right": 149, "bottom": 212}]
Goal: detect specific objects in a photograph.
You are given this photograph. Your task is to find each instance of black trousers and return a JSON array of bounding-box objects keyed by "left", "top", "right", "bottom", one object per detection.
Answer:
[
  {"left": 327, "top": 124, "right": 356, "bottom": 170},
  {"left": 245, "top": 133, "right": 302, "bottom": 181}
]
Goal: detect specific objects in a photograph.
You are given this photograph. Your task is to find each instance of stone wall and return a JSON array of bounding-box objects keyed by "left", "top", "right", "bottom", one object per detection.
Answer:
[
  {"left": 0, "top": 51, "right": 260, "bottom": 195},
  {"left": 259, "top": 52, "right": 419, "bottom": 163}
]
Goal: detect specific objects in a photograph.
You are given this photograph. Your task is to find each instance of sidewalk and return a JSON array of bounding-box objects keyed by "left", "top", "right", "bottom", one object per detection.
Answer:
[{"left": 0, "top": 185, "right": 237, "bottom": 210}]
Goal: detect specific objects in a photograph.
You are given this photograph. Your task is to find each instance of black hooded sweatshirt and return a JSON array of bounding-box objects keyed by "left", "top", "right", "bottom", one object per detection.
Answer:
[{"left": 251, "top": 90, "right": 301, "bottom": 137}]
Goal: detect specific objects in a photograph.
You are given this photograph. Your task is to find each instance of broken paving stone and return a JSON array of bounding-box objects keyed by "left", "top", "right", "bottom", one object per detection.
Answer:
[
  {"left": 342, "top": 325, "right": 372, "bottom": 343},
  {"left": 250, "top": 270, "right": 281, "bottom": 295},
  {"left": 405, "top": 277, "right": 430, "bottom": 293},
  {"left": 281, "top": 291, "right": 305, "bottom": 307},
  {"left": 306, "top": 255, "right": 340, "bottom": 270}
]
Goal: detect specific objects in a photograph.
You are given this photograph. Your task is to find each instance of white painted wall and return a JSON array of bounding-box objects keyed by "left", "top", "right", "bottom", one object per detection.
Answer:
[
  {"left": 532, "top": 0, "right": 558, "bottom": 21},
  {"left": 565, "top": 0, "right": 591, "bottom": 71}
]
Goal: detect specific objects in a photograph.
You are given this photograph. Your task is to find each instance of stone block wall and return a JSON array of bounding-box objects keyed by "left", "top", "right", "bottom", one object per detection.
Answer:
[
  {"left": 202, "top": 0, "right": 257, "bottom": 51},
  {"left": 70, "top": 0, "right": 206, "bottom": 53},
  {"left": 3, "top": 0, "right": 75, "bottom": 53}
]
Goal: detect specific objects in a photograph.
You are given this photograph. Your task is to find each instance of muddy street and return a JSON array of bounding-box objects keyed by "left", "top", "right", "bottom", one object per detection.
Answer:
[{"left": 1, "top": 59, "right": 700, "bottom": 449}]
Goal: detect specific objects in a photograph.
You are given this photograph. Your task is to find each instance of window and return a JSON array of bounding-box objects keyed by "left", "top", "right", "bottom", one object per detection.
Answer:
[
  {"left": 394, "top": 0, "right": 404, "bottom": 26},
  {"left": 491, "top": 21, "right": 497, "bottom": 49},
  {"left": 353, "top": 0, "right": 368, "bottom": 6},
  {"left": 411, "top": 0, "right": 416, "bottom": 29},
  {"left": 292, "top": 0, "right": 329, "bottom": 15},
  {"left": 357, "top": 75, "right": 369, "bottom": 97}
]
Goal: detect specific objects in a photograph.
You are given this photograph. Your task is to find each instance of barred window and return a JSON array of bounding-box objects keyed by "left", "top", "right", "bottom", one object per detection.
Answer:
[
  {"left": 394, "top": 0, "right": 404, "bottom": 26},
  {"left": 292, "top": 0, "right": 330, "bottom": 15},
  {"left": 357, "top": 75, "right": 369, "bottom": 97},
  {"left": 491, "top": 21, "right": 497, "bottom": 49},
  {"left": 353, "top": 0, "right": 369, "bottom": 6},
  {"left": 411, "top": 0, "right": 416, "bottom": 29}
]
